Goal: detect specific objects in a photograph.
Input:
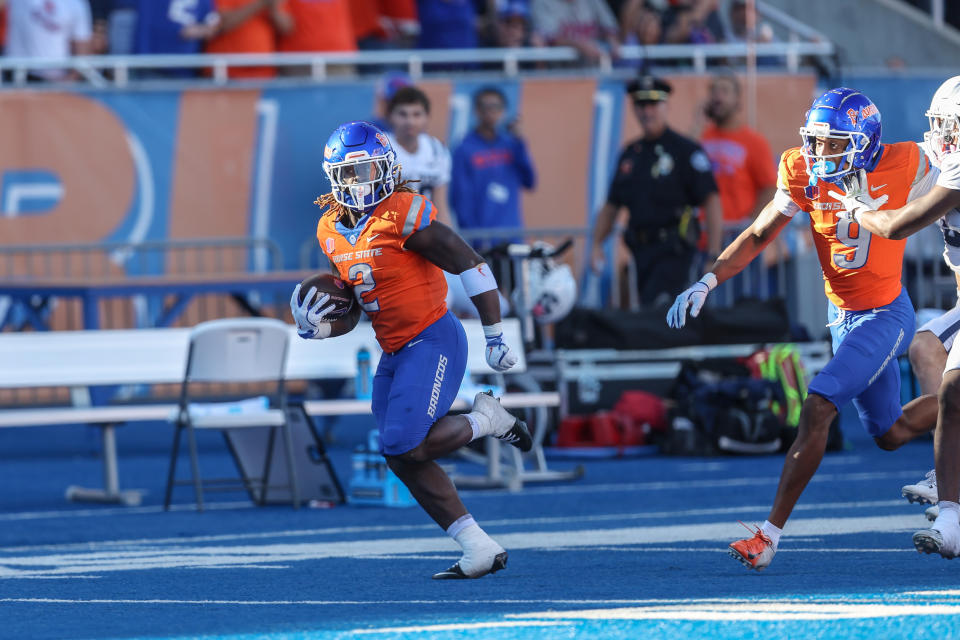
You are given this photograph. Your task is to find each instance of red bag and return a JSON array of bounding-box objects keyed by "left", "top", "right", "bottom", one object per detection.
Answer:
[{"left": 612, "top": 391, "right": 667, "bottom": 433}]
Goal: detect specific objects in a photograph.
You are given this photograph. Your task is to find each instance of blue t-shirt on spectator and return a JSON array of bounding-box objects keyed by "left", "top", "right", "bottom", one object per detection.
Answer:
[
  {"left": 416, "top": 0, "right": 478, "bottom": 49},
  {"left": 451, "top": 129, "right": 536, "bottom": 243},
  {"left": 135, "top": 0, "right": 216, "bottom": 55}
]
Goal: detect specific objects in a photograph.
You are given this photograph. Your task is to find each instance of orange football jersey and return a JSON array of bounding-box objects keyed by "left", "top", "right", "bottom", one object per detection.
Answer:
[
  {"left": 316, "top": 191, "right": 448, "bottom": 353},
  {"left": 777, "top": 142, "right": 929, "bottom": 311}
]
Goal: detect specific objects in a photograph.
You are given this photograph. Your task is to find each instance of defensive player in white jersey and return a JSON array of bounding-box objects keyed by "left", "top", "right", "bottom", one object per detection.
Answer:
[{"left": 833, "top": 76, "right": 960, "bottom": 558}]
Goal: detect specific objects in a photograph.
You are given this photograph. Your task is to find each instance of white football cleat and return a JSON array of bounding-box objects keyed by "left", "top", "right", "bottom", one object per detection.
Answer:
[
  {"left": 902, "top": 469, "right": 938, "bottom": 505},
  {"left": 433, "top": 540, "right": 508, "bottom": 579},
  {"left": 927, "top": 505, "right": 940, "bottom": 522},
  {"left": 914, "top": 511, "right": 960, "bottom": 559},
  {"left": 471, "top": 391, "right": 532, "bottom": 452}
]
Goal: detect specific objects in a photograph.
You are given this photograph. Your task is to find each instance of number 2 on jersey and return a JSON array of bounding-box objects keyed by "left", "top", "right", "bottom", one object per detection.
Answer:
[
  {"left": 833, "top": 218, "right": 871, "bottom": 269},
  {"left": 349, "top": 263, "right": 380, "bottom": 312}
]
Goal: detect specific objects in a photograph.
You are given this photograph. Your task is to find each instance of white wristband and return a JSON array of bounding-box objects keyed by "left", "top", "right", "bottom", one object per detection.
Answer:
[
  {"left": 460, "top": 263, "right": 498, "bottom": 297},
  {"left": 483, "top": 322, "right": 503, "bottom": 339},
  {"left": 699, "top": 272, "right": 718, "bottom": 291}
]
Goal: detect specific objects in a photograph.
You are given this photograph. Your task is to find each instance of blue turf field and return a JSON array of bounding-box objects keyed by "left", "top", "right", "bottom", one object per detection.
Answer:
[{"left": 2, "top": 415, "right": 960, "bottom": 640}]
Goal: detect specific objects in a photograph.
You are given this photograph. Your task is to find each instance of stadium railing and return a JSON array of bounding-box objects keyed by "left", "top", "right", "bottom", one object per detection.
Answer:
[{"left": 0, "top": 41, "right": 835, "bottom": 88}]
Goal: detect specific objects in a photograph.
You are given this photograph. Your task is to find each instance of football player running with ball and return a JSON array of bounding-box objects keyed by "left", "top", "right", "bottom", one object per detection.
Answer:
[
  {"left": 832, "top": 77, "right": 960, "bottom": 559},
  {"left": 291, "top": 121, "right": 532, "bottom": 579},
  {"left": 667, "top": 88, "right": 939, "bottom": 571}
]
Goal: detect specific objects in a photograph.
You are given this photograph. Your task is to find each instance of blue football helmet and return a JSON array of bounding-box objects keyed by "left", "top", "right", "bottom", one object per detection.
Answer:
[
  {"left": 799, "top": 88, "right": 882, "bottom": 184},
  {"left": 322, "top": 121, "right": 397, "bottom": 211}
]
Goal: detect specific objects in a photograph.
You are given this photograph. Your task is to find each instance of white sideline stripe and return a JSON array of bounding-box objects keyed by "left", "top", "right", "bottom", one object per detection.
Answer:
[
  {"left": 0, "top": 514, "right": 929, "bottom": 579},
  {"left": 0, "top": 499, "right": 909, "bottom": 553},
  {"left": 5, "top": 593, "right": 958, "bottom": 607},
  {"left": 352, "top": 622, "right": 564, "bottom": 634},
  {"left": 507, "top": 602, "right": 960, "bottom": 622}
]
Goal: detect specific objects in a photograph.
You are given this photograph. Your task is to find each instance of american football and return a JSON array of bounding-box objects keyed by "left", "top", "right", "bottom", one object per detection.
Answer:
[{"left": 297, "top": 272, "right": 356, "bottom": 320}]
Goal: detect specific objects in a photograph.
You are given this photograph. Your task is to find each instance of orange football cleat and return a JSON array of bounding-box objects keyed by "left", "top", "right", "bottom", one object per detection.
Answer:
[{"left": 728, "top": 523, "right": 776, "bottom": 571}]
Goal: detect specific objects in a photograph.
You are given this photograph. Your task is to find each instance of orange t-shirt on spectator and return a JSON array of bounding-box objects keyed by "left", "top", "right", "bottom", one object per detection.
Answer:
[
  {"left": 207, "top": 0, "right": 288, "bottom": 78},
  {"left": 700, "top": 123, "right": 777, "bottom": 223},
  {"left": 379, "top": 0, "right": 417, "bottom": 23},
  {"left": 349, "top": 0, "right": 385, "bottom": 41},
  {"left": 278, "top": 0, "right": 356, "bottom": 52},
  {"left": 379, "top": 0, "right": 418, "bottom": 36}
]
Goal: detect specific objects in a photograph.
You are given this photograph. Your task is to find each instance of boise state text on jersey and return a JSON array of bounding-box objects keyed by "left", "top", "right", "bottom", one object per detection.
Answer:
[
  {"left": 316, "top": 190, "right": 448, "bottom": 353},
  {"left": 777, "top": 142, "right": 929, "bottom": 311}
]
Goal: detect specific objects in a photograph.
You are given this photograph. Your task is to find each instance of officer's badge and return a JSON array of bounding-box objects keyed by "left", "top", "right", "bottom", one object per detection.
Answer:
[{"left": 652, "top": 145, "right": 674, "bottom": 178}]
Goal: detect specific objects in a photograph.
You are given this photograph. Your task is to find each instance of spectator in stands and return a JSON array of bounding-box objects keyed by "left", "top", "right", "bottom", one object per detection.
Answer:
[
  {"left": 4, "top": 0, "right": 93, "bottom": 81},
  {"left": 133, "top": 0, "right": 219, "bottom": 71},
  {"left": 87, "top": 0, "right": 136, "bottom": 54},
  {"left": 697, "top": 71, "right": 777, "bottom": 228},
  {"left": 723, "top": 0, "right": 772, "bottom": 44},
  {"left": 386, "top": 86, "right": 455, "bottom": 226},
  {"left": 662, "top": 0, "right": 723, "bottom": 45},
  {"left": 0, "top": 2, "right": 7, "bottom": 51},
  {"left": 416, "top": 0, "right": 476, "bottom": 50},
  {"left": 205, "top": 0, "right": 293, "bottom": 79},
  {"left": 723, "top": 0, "right": 780, "bottom": 66},
  {"left": 346, "top": 0, "right": 416, "bottom": 52},
  {"left": 531, "top": 0, "right": 619, "bottom": 64},
  {"left": 490, "top": 0, "right": 544, "bottom": 49},
  {"left": 620, "top": 0, "right": 662, "bottom": 47},
  {"left": 451, "top": 86, "right": 536, "bottom": 247},
  {"left": 591, "top": 75, "right": 722, "bottom": 308},
  {"left": 379, "top": 0, "right": 419, "bottom": 47},
  {"left": 369, "top": 70, "right": 412, "bottom": 132},
  {"left": 277, "top": 0, "right": 355, "bottom": 56}
]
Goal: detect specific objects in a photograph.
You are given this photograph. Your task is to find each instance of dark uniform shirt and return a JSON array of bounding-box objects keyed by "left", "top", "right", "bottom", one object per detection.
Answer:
[{"left": 607, "top": 128, "right": 717, "bottom": 246}]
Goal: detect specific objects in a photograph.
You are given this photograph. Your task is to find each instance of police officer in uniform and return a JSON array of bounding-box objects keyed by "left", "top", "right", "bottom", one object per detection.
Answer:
[{"left": 592, "top": 75, "right": 723, "bottom": 308}]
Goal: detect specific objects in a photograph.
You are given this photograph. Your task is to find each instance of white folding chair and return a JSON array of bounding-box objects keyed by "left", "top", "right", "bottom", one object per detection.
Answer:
[{"left": 163, "top": 318, "right": 300, "bottom": 511}]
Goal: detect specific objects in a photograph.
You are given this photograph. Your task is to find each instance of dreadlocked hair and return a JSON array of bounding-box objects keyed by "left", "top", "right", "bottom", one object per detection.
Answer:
[{"left": 314, "top": 178, "right": 421, "bottom": 221}]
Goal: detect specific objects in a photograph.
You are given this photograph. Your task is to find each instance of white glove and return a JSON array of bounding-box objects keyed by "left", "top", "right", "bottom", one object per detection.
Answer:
[
  {"left": 828, "top": 169, "right": 889, "bottom": 223},
  {"left": 290, "top": 284, "right": 335, "bottom": 339},
  {"left": 666, "top": 272, "right": 717, "bottom": 329},
  {"left": 483, "top": 323, "right": 518, "bottom": 372}
]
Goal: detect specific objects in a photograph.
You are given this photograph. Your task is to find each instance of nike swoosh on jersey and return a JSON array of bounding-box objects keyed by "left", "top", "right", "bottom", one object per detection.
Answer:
[
  {"left": 368, "top": 234, "right": 380, "bottom": 242},
  {"left": 871, "top": 184, "right": 888, "bottom": 191},
  {"left": 406, "top": 339, "right": 424, "bottom": 348}
]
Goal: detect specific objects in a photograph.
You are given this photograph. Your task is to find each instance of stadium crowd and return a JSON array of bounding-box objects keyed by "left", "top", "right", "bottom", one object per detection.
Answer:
[{"left": 0, "top": 0, "right": 783, "bottom": 79}]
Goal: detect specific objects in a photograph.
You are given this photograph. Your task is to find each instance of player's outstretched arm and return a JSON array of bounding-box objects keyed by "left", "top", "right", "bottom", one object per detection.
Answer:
[
  {"left": 405, "top": 222, "right": 517, "bottom": 372},
  {"left": 858, "top": 185, "right": 960, "bottom": 240},
  {"left": 667, "top": 199, "right": 791, "bottom": 329},
  {"left": 710, "top": 199, "right": 792, "bottom": 284}
]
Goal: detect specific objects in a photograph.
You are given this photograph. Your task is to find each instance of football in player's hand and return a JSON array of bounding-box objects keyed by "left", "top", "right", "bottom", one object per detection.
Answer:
[{"left": 297, "top": 272, "right": 356, "bottom": 320}]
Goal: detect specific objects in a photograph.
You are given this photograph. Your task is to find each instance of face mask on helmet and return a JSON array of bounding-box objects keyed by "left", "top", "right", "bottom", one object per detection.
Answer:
[
  {"left": 925, "top": 78, "right": 960, "bottom": 163},
  {"left": 799, "top": 123, "right": 871, "bottom": 184},
  {"left": 326, "top": 156, "right": 395, "bottom": 210}
]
